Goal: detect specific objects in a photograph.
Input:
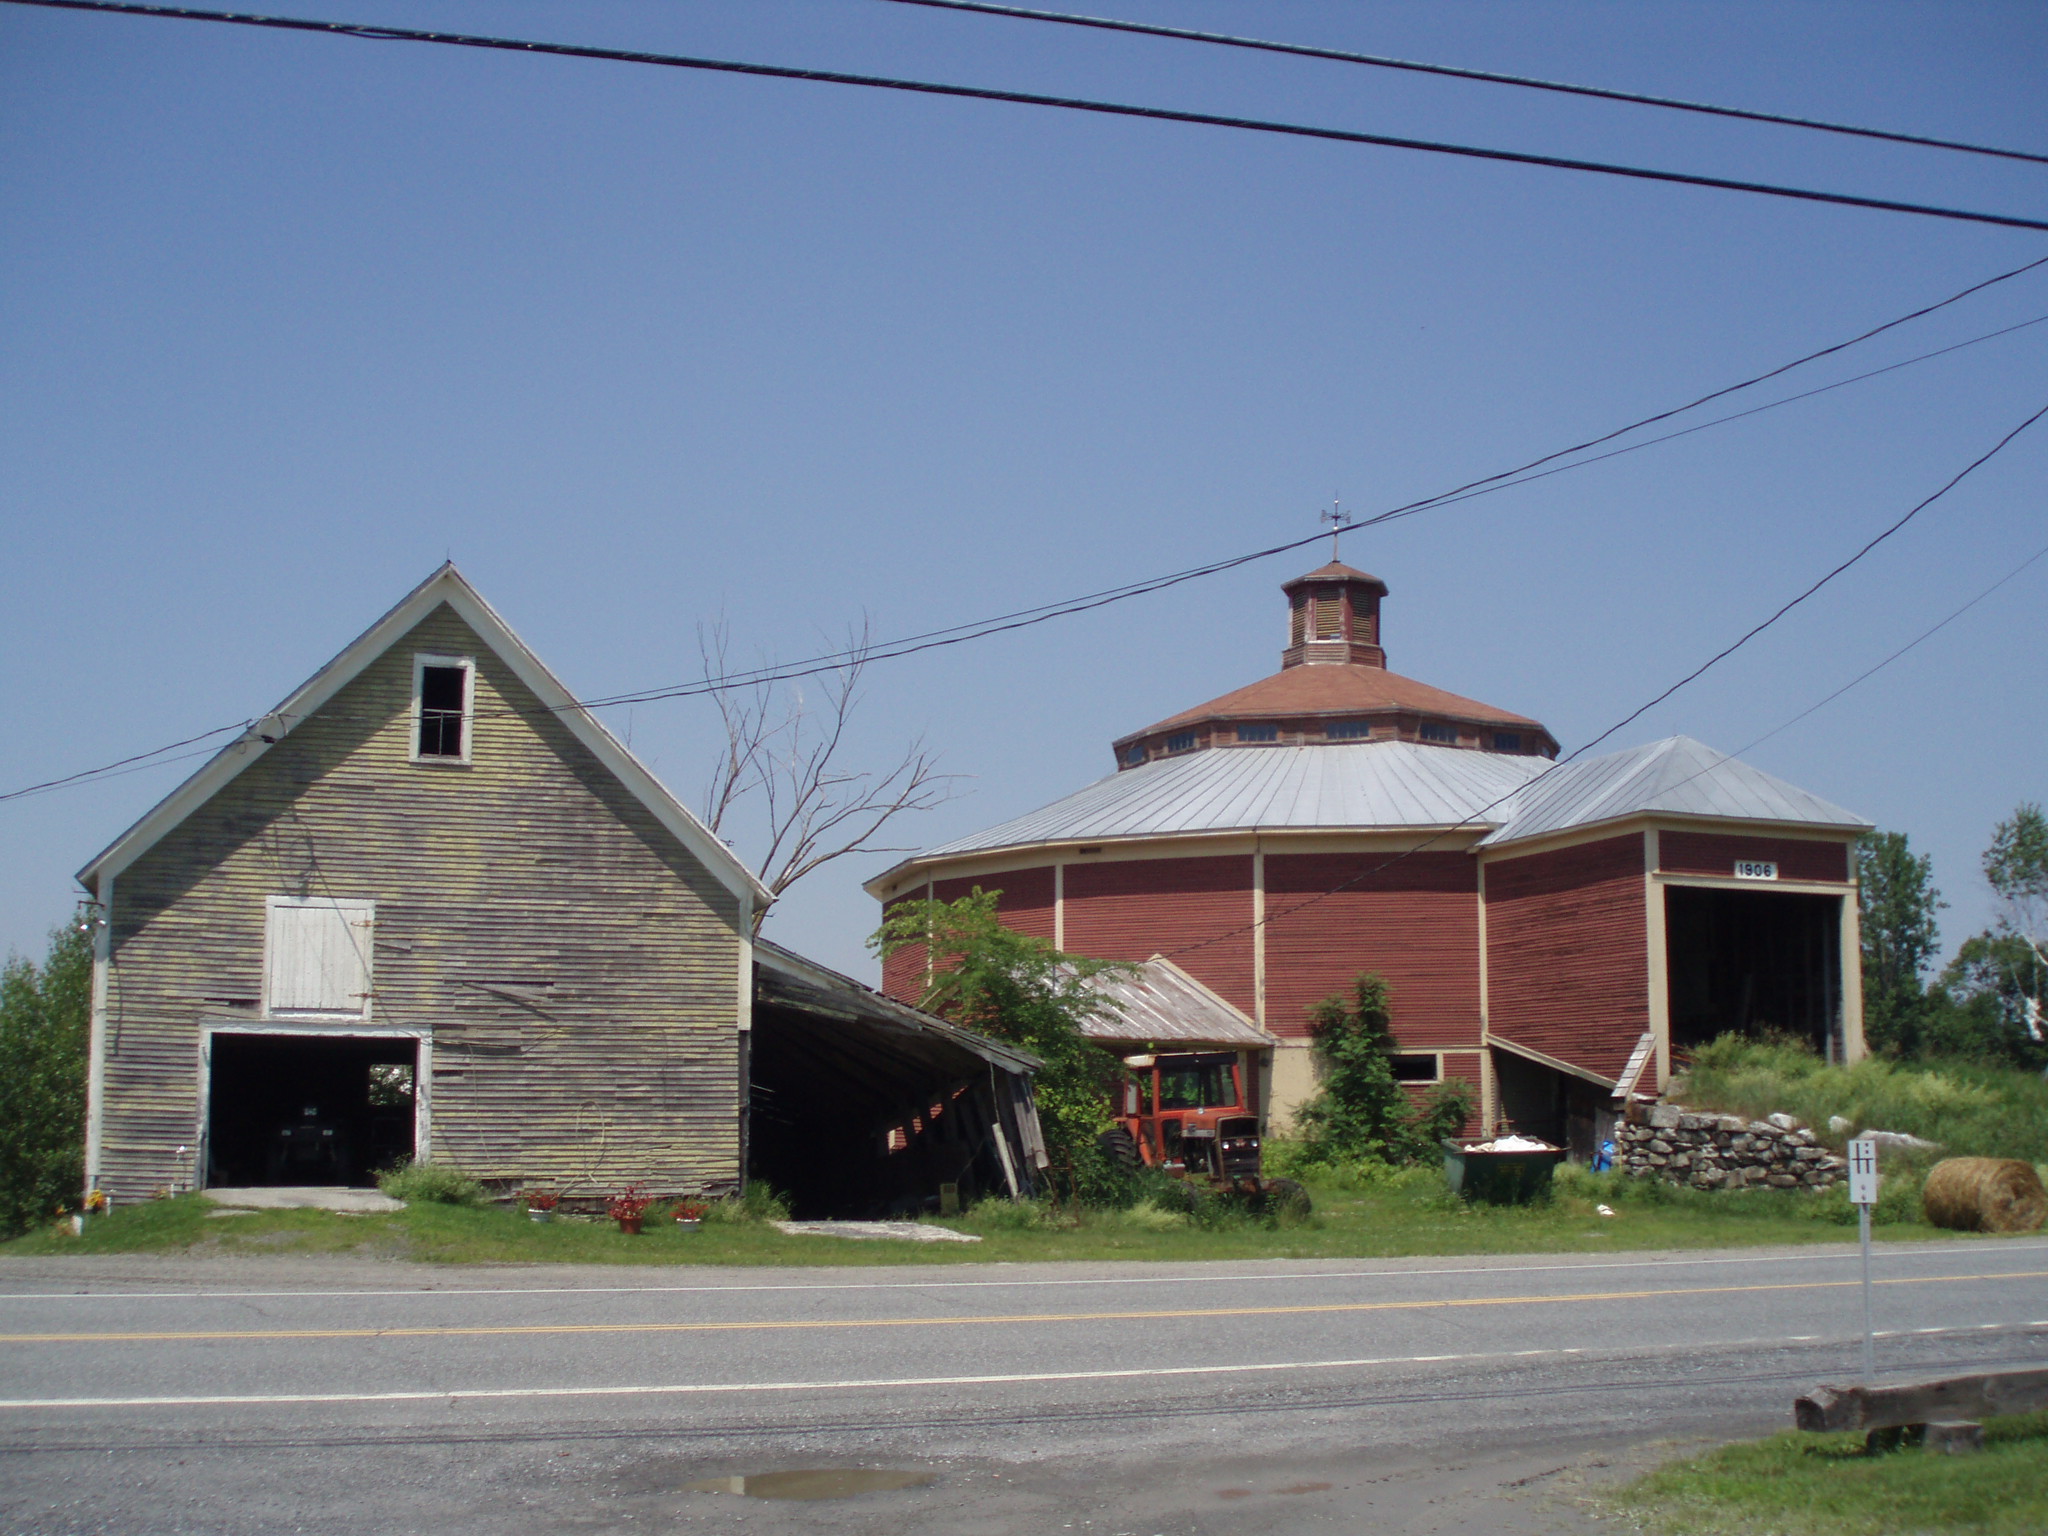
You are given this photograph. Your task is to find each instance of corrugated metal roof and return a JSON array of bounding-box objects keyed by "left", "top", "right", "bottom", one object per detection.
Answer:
[
  {"left": 1078, "top": 956, "right": 1278, "bottom": 1047},
  {"left": 881, "top": 736, "right": 1865, "bottom": 885},
  {"left": 1481, "top": 735, "right": 1868, "bottom": 845},
  {"left": 913, "top": 742, "right": 1548, "bottom": 859}
]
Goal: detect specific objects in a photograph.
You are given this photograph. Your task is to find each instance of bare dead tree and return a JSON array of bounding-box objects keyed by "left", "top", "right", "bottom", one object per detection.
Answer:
[{"left": 699, "top": 617, "right": 959, "bottom": 925}]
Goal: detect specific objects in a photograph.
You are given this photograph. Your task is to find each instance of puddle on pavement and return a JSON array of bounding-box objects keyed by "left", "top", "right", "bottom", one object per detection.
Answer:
[{"left": 683, "top": 1470, "right": 934, "bottom": 1501}]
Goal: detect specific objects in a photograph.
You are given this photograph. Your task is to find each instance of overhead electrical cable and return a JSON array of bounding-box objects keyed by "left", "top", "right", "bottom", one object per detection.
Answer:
[
  {"left": 10, "top": 0, "right": 2048, "bottom": 232},
  {"left": 1159, "top": 399, "right": 2048, "bottom": 956},
  {"left": 7, "top": 272, "right": 2046, "bottom": 806},
  {"left": 876, "top": 0, "right": 2048, "bottom": 168}
]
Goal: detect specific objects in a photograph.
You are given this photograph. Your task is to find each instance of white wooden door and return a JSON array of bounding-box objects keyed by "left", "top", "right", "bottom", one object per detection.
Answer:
[{"left": 264, "top": 897, "right": 375, "bottom": 1017}]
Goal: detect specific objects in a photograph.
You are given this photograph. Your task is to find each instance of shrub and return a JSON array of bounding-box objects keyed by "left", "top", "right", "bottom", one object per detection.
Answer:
[
  {"left": 702, "top": 1183, "right": 791, "bottom": 1224},
  {"left": 375, "top": 1160, "right": 485, "bottom": 1206}
]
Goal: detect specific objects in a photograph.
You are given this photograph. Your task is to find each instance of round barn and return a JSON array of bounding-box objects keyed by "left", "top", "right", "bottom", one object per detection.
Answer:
[{"left": 870, "top": 564, "right": 1871, "bottom": 1155}]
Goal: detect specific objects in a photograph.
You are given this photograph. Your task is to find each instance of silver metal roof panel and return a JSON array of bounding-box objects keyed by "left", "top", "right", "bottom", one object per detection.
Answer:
[
  {"left": 1482, "top": 735, "right": 1868, "bottom": 845},
  {"left": 913, "top": 742, "right": 1549, "bottom": 859},
  {"left": 1077, "top": 956, "right": 1279, "bottom": 1047}
]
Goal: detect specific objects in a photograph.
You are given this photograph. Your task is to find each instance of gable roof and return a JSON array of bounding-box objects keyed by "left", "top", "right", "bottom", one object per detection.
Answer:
[
  {"left": 1482, "top": 734, "right": 1869, "bottom": 846},
  {"left": 77, "top": 564, "right": 772, "bottom": 910},
  {"left": 1077, "top": 955, "right": 1278, "bottom": 1047}
]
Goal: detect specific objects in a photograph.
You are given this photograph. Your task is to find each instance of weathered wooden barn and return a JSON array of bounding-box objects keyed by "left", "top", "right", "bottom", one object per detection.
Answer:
[
  {"left": 77, "top": 565, "right": 1040, "bottom": 1209},
  {"left": 869, "top": 562, "right": 1871, "bottom": 1153}
]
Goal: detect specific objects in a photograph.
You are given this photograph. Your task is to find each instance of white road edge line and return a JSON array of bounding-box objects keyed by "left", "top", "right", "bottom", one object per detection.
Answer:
[
  {"left": 5, "top": 1241, "right": 2041, "bottom": 1304},
  {"left": 5, "top": 1327, "right": 2045, "bottom": 1412}
]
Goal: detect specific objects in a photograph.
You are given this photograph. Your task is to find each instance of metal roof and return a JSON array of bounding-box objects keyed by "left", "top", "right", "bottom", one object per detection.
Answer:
[
  {"left": 879, "top": 735, "right": 1864, "bottom": 884},
  {"left": 907, "top": 742, "right": 1547, "bottom": 861},
  {"left": 1481, "top": 735, "right": 1869, "bottom": 845},
  {"left": 1077, "top": 956, "right": 1279, "bottom": 1047},
  {"left": 753, "top": 937, "right": 1042, "bottom": 1075}
]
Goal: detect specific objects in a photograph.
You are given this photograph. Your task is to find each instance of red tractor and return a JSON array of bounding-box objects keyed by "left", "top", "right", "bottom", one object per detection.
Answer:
[{"left": 1099, "top": 1050, "right": 1308, "bottom": 1216}]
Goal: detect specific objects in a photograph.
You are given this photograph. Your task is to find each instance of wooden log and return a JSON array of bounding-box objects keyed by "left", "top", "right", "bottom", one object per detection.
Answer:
[
  {"left": 1923, "top": 1421, "right": 1986, "bottom": 1455},
  {"left": 1796, "top": 1366, "right": 2048, "bottom": 1432}
]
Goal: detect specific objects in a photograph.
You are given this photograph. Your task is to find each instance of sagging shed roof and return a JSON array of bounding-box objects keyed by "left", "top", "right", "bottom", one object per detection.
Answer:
[
  {"left": 752, "top": 939, "right": 1042, "bottom": 1077},
  {"left": 1078, "top": 956, "right": 1278, "bottom": 1048}
]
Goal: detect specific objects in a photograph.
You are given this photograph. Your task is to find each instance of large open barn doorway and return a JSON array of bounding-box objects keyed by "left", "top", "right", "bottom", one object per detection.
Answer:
[
  {"left": 206, "top": 1033, "right": 418, "bottom": 1187},
  {"left": 1665, "top": 886, "right": 1843, "bottom": 1059}
]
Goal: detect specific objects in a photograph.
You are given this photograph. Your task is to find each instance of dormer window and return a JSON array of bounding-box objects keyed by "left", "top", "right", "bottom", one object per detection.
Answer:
[
  {"left": 1327, "top": 720, "right": 1373, "bottom": 740},
  {"left": 1166, "top": 731, "right": 1197, "bottom": 754},
  {"left": 1236, "top": 724, "right": 1278, "bottom": 743},
  {"left": 1419, "top": 721, "right": 1457, "bottom": 744},
  {"left": 413, "top": 655, "right": 474, "bottom": 763},
  {"left": 1493, "top": 732, "right": 1522, "bottom": 752}
]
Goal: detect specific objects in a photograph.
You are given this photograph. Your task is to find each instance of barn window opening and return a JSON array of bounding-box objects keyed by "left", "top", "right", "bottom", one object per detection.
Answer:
[
  {"left": 1390, "top": 1053, "right": 1440, "bottom": 1082},
  {"left": 1328, "top": 720, "right": 1372, "bottom": 740},
  {"left": 414, "top": 657, "right": 473, "bottom": 761},
  {"left": 367, "top": 1062, "right": 413, "bottom": 1106},
  {"left": 1166, "top": 731, "right": 1197, "bottom": 753},
  {"left": 1420, "top": 721, "right": 1457, "bottom": 744},
  {"left": 1493, "top": 732, "right": 1522, "bottom": 752},
  {"left": 1236, "top": 723, "right": 1278, "bottom": 743}
]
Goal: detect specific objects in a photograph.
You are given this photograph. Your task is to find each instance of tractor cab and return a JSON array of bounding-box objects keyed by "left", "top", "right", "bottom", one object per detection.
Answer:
[{"left": 1114, "top": 1050, "right": 1262, "bottom": 1181}]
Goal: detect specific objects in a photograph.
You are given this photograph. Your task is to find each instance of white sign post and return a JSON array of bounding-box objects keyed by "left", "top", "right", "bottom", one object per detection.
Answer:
[{"left": 1848, "top": 1135, "right": 1880, "bottom": 1380}]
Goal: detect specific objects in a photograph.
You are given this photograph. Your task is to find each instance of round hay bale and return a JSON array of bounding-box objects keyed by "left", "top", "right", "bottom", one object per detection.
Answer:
[{"left": 1921, "top": 1157, "right": 2047, "bottom": 1233}]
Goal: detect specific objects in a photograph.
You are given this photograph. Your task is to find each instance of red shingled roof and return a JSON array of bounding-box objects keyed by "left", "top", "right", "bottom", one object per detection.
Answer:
[{"left": 1126, "top": 663, "right": 1544, "bottom": 739}]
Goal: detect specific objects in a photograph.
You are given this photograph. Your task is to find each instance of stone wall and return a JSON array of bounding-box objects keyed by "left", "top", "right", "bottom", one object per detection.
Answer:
[{"left": 1618, "top": 1103, "right": 1845, "bottom": 1191}]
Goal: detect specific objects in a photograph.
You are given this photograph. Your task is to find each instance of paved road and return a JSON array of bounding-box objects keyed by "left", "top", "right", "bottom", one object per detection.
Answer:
[{"left": 2, "top": 1239, "right": 2044, "bottom": 1534}]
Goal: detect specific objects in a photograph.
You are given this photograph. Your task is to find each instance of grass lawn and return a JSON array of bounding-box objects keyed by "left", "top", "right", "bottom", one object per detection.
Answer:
[
  {"left": 0, "top": 1163, "right": 1991, "bottom": 1267},
  {"left": 1610, "top": 1412, "right": 2048, "bottom": 1535}
]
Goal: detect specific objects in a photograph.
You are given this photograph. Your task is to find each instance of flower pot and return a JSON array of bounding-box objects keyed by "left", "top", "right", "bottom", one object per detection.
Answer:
[
  {"left": 675, "top": 1217, "right": 702, "bottom": 1233},
  {"left": 526, "top": 1209, "right": 552, "bottom": 1223},
  {"left": 616, "top": 1215, "right": 643, "bottom": 1235}
]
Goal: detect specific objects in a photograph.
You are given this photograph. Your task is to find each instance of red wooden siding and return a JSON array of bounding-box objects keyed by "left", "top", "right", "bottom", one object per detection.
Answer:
[
  {"left": 880, "top": 930, "right": 926, "bottom": 1005},
  {"left": 1660, "top": 831, "right": 1849, "bottom": 884},
  {"left": 1063, "top": 856, "right": 1256, "bottom": 1016},
  {"left": 1263, "top": 852, "right": 1480, "bottom": 1047},
  {"left": 882, "top": 868, "right": 1055, "bottom": 1004},
  {"left": 1484, "top": 834, "right": 1648, "bottom": 1083}
]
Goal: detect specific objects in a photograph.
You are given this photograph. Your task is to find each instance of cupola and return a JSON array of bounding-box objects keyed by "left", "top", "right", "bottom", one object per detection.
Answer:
[{"left": 1281, "top": 563, "right": 1388, "bottom": 669}]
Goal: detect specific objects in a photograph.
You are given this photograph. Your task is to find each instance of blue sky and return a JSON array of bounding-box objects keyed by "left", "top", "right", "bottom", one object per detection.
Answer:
[{"left": 3, "top": 0, "right": 2044, "bottom": 981}]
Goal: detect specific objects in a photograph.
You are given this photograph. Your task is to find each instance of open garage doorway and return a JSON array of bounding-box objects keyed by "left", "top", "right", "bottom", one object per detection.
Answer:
[
  {"left": 1666, "top": 886, "right": 1843, "bottom": 1060},
  {"left": 206, "top": 1033, "right": 419, "bottom": 1188}
]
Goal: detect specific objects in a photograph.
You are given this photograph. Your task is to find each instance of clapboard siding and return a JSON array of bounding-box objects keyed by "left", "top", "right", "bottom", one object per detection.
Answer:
[
  {"left": 1062, "top": 856, "right": 1256, "bottom": 1018},
  {"left": 934, "top": 866, "right": 1057, "bottom": 942},
  {"left": 1660, "top": 831, "right": 1850, "bottom": 884},
  {"left": 1263, "top": 851, "right": 1480, "bottom": 1047},
  {"left": 101, "top": 604, "right": 744, "bottom": 1200},
  {"left": 1483, "top": 834, "right": 1647, "bottom": 1083}
]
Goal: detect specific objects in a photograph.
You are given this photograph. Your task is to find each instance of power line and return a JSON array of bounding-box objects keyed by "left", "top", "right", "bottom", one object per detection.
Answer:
[
  {"left": 10, "top": 0, "right": 2048, "bottom": 233},
  {"left": 1159, "top": 398, "right": 2048, "bottom": 957},
  {"left": 877, "top": 0, "right": 2048, "bottom": 168},
  {"left": 8, "top": 255, "right": 2046, "bottom": 807},
  {"left": 567, "top": 253, "right": 2048, "bottom": 709}
]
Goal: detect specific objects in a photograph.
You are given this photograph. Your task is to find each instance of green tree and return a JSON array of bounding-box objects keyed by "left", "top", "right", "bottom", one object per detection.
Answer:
[
  {"left": 870, "top": 888, "right": 1129, "bottom": 1187},
  {"left": 1926, "top": 804, "right": 2048, "bottom": 1067},
  {"left": 0, "top": 921, "right": 92, "bottom": 1238},
  {"left": 1857, "top": 830, "right": 1944, "bottom": 1055},
  {"left": 1289, "top": 973, "right": 1408, "bottom": 1162}
]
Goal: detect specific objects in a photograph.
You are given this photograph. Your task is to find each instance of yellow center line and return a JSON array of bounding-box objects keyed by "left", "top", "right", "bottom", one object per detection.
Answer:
[{"left": 4, "top": 1269, "right": 2045, "bottom": 1345}]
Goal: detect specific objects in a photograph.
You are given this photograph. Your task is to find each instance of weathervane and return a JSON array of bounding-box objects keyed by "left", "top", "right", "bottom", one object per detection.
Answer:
[{"left": 1321, "top": 497, "right": 1351, "bottom": 561}]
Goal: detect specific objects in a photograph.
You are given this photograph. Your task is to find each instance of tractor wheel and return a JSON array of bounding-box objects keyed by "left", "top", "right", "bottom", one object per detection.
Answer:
[
  {"left": 1097, "top": 1126, "right": 1140, "bottom": 1174},
  {"left": 1258, "top": 1178, "right": 1311, "bottom": 1221}
]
